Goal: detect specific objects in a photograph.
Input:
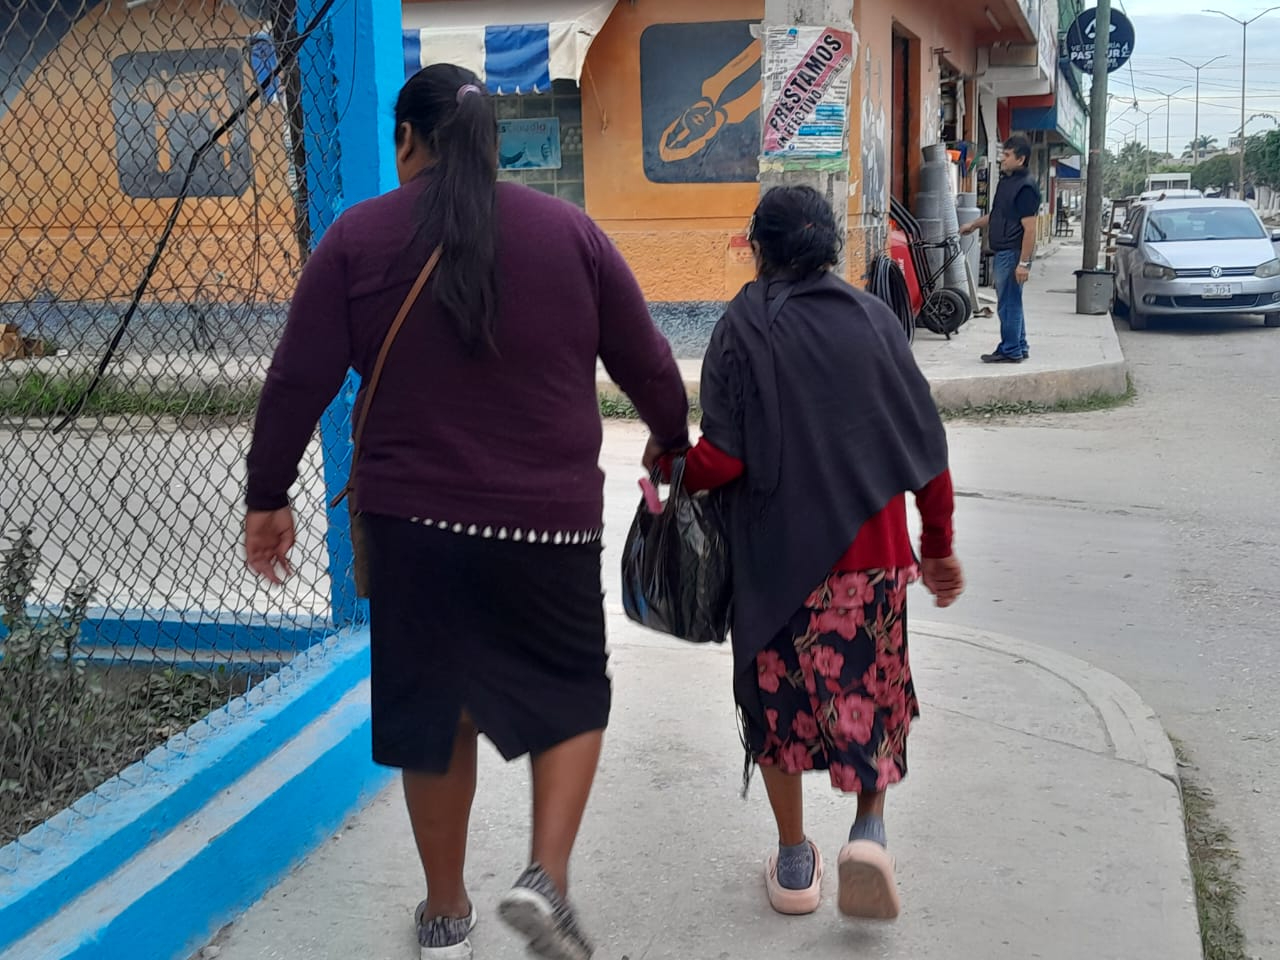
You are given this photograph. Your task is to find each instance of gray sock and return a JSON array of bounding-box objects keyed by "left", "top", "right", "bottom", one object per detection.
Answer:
[
  {"left": 776, "top": 840, "right": 815, "bottom": 890},
  {"left": 849, "top": 815, "right": 887, "bottom": 847}
]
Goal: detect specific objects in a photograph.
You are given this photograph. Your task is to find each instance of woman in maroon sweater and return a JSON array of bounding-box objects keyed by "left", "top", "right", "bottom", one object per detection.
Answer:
[
  {"left": 244, "top": 65, "right": 687, "bottom": 960},
  {"left": 664, "top": 186, "right": 963, "bottom": 923}
]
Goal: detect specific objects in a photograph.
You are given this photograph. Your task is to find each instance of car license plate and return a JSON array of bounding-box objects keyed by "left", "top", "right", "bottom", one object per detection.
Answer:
[{"left": 1203, "top": 284, "right": 1233, "bottom": 298}]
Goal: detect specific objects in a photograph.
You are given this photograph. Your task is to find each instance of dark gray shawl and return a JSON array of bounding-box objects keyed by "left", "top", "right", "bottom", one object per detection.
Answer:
[{"left": 699, "top": 271, "right": 949, "bottom": 730}]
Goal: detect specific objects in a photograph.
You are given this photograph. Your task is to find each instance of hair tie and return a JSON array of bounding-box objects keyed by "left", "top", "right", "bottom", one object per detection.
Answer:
[{"left": 456, "top": 83, "right": 482, "bottom": 103}]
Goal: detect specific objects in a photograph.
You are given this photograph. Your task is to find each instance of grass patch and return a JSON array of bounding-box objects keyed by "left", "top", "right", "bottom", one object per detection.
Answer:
[
  {"left": 7, "top": 373, "right": 1133, "bottom": 426},
  {"left": 0, "top": 371, "right": 262, "bottom": 419},
  {"left": 1173, "top": 738, "right": 1248, "bottom": 960},
  {"left": 941, "top": 374, "right": 1136, "bottom": 421},
  {"left": 0, "top": 526, "right": 249, "bottom": 844},
  {"left": 599, "top": 391, "right": 702, "bottom": 423}
]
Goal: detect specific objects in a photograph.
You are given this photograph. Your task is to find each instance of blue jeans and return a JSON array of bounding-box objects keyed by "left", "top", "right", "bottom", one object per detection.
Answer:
[{"left": 992, "top": 249, "right": 1028, "bottom": 358}]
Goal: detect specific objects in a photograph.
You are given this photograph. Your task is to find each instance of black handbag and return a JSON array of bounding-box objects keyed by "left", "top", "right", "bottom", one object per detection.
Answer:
[{"left": 621, "top": 455, "right": 732, "bottom": 645}]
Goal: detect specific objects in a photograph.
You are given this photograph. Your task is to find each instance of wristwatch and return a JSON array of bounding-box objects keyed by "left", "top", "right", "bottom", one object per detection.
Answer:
[{"left": 1019, "top": 260, "right": 1033, "bottom": 268}]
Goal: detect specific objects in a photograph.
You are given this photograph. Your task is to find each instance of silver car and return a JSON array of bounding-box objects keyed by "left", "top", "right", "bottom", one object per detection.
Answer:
[{"left": 1112, "top": 199, "right": 1280, "bottom": 330}]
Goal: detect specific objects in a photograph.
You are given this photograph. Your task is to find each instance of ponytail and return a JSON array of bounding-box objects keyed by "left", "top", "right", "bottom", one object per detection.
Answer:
[{"left": 395, "top": 64, "right": 500, "bottom": 354}]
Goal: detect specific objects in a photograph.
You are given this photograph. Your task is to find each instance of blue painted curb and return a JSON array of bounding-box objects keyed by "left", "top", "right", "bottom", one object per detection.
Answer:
[
  {"left": 0, "top": 627, "right": 372, "bottom": 954},
  {"left": 0, "top": 608, "right": 329, "bottom": 654},
  {"left": 4, "top": 679, "right": 392, "bottom": 960}
]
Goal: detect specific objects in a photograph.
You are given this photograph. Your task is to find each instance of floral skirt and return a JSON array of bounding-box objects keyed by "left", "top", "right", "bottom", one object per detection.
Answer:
[{"left": 746, "top": 567, "right": 920, "bottom": 794}]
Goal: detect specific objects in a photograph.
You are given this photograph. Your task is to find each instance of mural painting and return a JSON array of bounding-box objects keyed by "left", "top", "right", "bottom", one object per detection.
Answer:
[
  {"left": 0, "top": 0, "right": 106, "bottom": 120},
  {"left": 640, "top": 20, "right": 762, "bottom": 184},
  {"left": 111, "top": 48, "right": 253, "bottom": 199}
]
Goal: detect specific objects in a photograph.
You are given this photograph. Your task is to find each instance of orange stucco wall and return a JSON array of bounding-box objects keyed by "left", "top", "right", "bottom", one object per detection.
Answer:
[
  {"left": 582, "top": 0, "right": 765, "bottom": 302},
  {"left": 0, "top": 1, "right": 297, "bottom": 304},
  {"left": 584, "top": 0, "right": 980, "bottom": 301}
]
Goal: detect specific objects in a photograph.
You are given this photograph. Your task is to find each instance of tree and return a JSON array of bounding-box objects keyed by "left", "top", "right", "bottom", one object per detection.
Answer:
[
  {"left": 1100, "top": 141, "right": 1163, "bottom": 197},
  {"left": 1245, "top": 130, "right": 1280, "bottom": 188},
  {"left": 1190, "top": 153, "right": 1237, "bottom": 192},
  {"left": 1186, "top": 135, "right": 1218, "bottom": 155}
]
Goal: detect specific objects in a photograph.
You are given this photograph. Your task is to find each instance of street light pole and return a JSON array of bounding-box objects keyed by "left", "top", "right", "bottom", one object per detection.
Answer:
[
  {"left": 1206, "top": 6, "right": 1280, "bottom": 197},
  {"left": 1172, "top": 55, "right": 1227, "bottom": 164},
  {"left": 1130, "top": 105, "right": 1157, "bottom": 175},
  {"left": 1139, "top": 85, "right": 1190, "bottom": 159}
]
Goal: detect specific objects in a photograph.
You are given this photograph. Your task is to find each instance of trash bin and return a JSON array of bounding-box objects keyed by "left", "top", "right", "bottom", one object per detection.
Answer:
[{"left": 1074, "top": 268, "right": 1114, "bottom": 315}]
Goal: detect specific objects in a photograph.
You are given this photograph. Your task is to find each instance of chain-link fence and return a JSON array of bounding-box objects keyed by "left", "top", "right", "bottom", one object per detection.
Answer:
[{"left": 0, "top": 0, "right": 347, "bottom": 855}]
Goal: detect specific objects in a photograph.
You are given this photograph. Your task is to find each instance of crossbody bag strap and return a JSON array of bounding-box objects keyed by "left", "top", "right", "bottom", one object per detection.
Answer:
[{"left": 329, "top": 245, "right": 442, "bottom": 508}]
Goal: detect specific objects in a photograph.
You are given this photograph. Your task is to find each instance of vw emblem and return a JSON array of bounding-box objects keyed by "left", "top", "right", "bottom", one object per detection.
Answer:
[{"left": 1210, "top": 265, "right": 1223, "bottom": 278}]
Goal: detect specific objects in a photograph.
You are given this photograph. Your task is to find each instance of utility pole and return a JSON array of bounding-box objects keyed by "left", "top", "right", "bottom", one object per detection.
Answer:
[
  {"left": 1082, "top": 0, "right": 1111, "bottom": 272},
  {"left": 760, "top": 0, "right": 857, "bottom": 276},
  {"left": 1208, "top": 7, "right": 1280, "bottom": 197},
  {"left": 1172, "top": 55, "right": 1226, "bottom": 164}
]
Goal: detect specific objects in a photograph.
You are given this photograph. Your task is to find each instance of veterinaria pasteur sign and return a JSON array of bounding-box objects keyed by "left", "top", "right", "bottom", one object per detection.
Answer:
[{"left": 761, "top": 25, "right": 855, "bottom": 158}]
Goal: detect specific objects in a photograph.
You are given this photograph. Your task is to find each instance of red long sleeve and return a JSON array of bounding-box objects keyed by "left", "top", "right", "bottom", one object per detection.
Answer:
[
  {"left": 666, "top": 439, "right": 953, "bottom": 569},
  {"left": 915, "top": 469, "right": 955, "bottom": 560},
  {"left": 679, "top": 438, "right": 745, "bottom": 491}
]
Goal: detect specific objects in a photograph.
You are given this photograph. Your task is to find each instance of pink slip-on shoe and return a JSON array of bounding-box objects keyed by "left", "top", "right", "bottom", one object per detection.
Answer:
[
  {"left": 763, "top": 840, "right": 824, "bottom": 915},
  {"left": 836, "top": 840, "right": 901, "bottom": 920}
]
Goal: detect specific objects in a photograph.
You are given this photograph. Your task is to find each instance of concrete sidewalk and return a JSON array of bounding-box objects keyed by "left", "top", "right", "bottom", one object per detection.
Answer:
[
  {"left": 909, "top": 239, "right": 1127, "bottom": 409},
  {"left": 599, "top": 238, "right": 1128, "bottom": 412},
  {"left": 198, "top": 614, "right": 1200, "bottom": 960}
]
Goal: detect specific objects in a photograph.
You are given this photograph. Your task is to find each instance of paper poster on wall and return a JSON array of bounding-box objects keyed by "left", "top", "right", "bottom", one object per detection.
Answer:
[
  {"left": 761, "top": 25, "right": 854, "bottom": 159},
  {"left": 498, "top": 117, "right": 562, "bottom": 170}
]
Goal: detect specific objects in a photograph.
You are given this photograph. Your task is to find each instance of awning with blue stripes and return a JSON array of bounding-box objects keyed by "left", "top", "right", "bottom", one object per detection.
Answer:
[{"left": 402, "top": 0, "right": 618, "bottom": 95}]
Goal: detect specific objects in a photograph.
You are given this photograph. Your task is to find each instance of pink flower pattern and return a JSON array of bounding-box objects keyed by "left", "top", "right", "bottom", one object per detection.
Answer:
[
  {"left": 757, "top": 649, "right": 787, "bottom": 694},
  {"left": 751, "top": 566, "right": 919, "bottom": 795}
]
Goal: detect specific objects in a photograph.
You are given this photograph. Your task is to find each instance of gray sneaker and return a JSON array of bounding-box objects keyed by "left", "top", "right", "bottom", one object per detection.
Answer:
[
  {"left": 414, "top": 901, "right": 476, "bottom": 960},
  {"left": 497, "top": 863, "right": 594, "bottom": 960}
]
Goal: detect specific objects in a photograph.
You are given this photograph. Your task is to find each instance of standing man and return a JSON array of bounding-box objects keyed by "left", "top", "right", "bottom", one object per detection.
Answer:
[{"left": 960, "top": 135, "right": 1040, "bottom": 363}]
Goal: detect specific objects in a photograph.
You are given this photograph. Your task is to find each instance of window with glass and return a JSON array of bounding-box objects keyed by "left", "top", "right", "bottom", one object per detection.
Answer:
[
  {"left": 494, "top": 80, "right": 585, "bottom": 208},
  {"left": 1144, "top": 206, "right": 1266, "bottom": 242}
]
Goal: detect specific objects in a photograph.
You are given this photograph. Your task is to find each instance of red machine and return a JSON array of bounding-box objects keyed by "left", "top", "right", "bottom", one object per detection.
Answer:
[{"left": 888, "top": 221, "right": 925, "bottom": 316}]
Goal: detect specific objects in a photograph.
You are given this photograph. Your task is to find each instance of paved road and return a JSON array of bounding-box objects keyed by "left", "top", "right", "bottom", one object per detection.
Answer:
[{"left": 913, "top": 306, "right": 1280, "bottom": 958}]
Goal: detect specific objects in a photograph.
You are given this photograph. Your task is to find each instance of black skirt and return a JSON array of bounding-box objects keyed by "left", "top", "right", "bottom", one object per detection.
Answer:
[{"left": 363, "top": 513, "right": 610, "bottom": 773}]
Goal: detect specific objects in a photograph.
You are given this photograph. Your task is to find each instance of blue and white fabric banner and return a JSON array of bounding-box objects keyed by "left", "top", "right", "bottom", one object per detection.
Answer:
[{"left": 401, "top": 0, "right": 618, "bottom": 94}]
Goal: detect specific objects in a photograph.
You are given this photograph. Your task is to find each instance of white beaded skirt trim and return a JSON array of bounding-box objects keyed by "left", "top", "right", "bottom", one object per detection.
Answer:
[{"left": 407, "top": 517, "right": 603, "bottom": 546}]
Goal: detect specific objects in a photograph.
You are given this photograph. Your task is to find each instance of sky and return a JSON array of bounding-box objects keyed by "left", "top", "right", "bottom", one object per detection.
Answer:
[{"left": 1095, "top": 0, "right": 1280, "bottom": 157}]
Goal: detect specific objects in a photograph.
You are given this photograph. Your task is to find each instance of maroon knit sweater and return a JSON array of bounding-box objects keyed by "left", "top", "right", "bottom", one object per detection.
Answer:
[{"left": 246, "top": 179, "right": 689, "bottom": 538}]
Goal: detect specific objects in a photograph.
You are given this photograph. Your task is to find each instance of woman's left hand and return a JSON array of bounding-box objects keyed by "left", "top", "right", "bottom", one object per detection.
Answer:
[
  {"left": 245, "top": 507, "right": 296, "bottom": 585},
  {"left": 921, "top": 554, "right": 965, "bottom": 608}
]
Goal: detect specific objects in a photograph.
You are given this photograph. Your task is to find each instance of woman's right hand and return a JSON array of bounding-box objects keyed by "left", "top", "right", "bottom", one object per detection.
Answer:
[{"left": 245, "top": 507, "right": 297, "bottom": 585}]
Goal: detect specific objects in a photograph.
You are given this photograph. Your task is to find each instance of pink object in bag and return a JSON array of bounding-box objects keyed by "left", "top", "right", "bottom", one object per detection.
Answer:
[{"left": 638, "top": 476, "right": 663, "bottom": 515}]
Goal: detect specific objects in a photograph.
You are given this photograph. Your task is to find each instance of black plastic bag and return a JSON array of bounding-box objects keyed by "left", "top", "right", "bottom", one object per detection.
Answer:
[{"left": 621, "top": 455, "right": 732, "bottom": 645}]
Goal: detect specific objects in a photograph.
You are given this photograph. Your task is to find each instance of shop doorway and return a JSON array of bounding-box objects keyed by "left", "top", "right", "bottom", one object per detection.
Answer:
[{"left": 891, "top": 29, "right": 913, "bottom": 203}]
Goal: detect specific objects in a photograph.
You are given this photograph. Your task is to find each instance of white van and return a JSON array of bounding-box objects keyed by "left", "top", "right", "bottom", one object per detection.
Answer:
[{"left": 1146, "top": 173, "right": 1193, "bottom": 193}]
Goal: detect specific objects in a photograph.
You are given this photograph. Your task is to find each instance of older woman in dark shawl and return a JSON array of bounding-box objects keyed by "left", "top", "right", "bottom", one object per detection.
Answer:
[{"left": 659, "top": 186, "right": 964, "bottom": 921}]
